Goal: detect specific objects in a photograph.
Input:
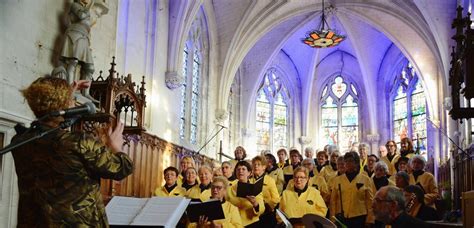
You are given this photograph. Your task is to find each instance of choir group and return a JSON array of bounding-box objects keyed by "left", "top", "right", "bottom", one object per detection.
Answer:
[{"left": 153, "top": 138, "right": 439, "bottom": 228}]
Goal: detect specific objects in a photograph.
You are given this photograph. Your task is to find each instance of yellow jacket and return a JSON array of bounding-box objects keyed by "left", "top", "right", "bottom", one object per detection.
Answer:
[
  {"left": 267, "top": 168, "right": 285, "bottom": 194},
  {"left": 380, "top": 154, "right": 399, "bottom": 176},
  {"left": 280, "top": 186, "right": 328, "bottom": 219},
  {"left": 283, "top": 164, "right": 299, "bottom": 184},
  {"left": 409, "top": 171, "right": 439, "bottom": 207},
  {"left": 250, "top": 175, "right": 280, "bottom": 211},
  {"left": 185, "top": 184, "right": 212, "bottom": 202},
  {"left": 277, "top": 160, "right": 289, "bottom": 169},
  {"left": 286, "top": 176, "right": 329, "bottom": 201},
  {"left": 178, "top": 174, "right": 184, "bottom": 186},
  {"left": 359, "top": 158, "right": 368, "bottom": 174},
  {"left": 313, "top": 164, "right": 326, "bottom": 177},
  {"left": 329, "top": 173, "right": 375, "bottom": 224},
  {"left": 226, "top": 181, "right": 265, "bottom": 226},
  {"left": 154, "top": 185, "right": 186, "bottom": 197},
  {"left": 320, "top": 165, "right": 338, "bottom": 182},
  {"left": 187, "top": 200, "right": 243, "bottom": 228}
]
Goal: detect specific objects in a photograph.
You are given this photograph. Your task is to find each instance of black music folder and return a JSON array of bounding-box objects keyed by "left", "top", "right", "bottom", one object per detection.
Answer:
[
  {"left": 186, "top": 199, "right": 225, "bottom": 222},
  {"left": 237, "top": 177, "right": 264, "bottom": 197}
]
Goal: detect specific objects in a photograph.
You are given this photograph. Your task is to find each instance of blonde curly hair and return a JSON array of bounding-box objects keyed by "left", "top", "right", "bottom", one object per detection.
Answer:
[{"left": 21, "top": 77, "right": 72, "bottom": 118}]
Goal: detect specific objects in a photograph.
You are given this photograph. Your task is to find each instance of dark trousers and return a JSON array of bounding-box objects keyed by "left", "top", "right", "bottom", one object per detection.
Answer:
[
  {"left": 245, "top": 220, "right": 262, "bottom": 228},
  {"left": 259, "top": 210, "right": 277, "bottom": 227},
  {"left": 344, "top": 215, "right": 366, "bottom": 228},
  {"left": 374, "top": 219, "right": 386, "bottom": 228}
]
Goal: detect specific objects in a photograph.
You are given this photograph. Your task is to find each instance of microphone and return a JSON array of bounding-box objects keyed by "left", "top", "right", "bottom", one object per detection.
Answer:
[{"left": 49, "top": 102, "right": 96, "bottom": 118}]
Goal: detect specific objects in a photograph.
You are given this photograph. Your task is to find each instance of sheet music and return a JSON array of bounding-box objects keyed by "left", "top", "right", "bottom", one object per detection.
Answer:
[
  {"left": 131, "top": 197, "right": 190, "bottom": 226},
  {"left": 106, "top": 196, "right": 148, "bottom": 225},
  {"left": 106, "top": 196, "right": 190, "bottom": 227}
]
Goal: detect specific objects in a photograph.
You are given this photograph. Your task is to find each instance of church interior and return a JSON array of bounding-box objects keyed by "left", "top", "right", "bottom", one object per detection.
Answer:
[{"left": 1, "top": 0, "right": 474, "bottom": 227}]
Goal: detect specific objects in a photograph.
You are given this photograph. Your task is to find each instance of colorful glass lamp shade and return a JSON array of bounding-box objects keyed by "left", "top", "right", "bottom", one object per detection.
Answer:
[{"left": 302, "top": 1, "right": 345, "bottom": 48}]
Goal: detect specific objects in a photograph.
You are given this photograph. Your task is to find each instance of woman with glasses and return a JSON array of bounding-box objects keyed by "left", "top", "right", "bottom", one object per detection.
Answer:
[
  {"left": 380, "top": 141, "right": 399, "bottom": 176},
  {"left": 226, "top": 161, "right": 264, "bottom": 227},
  {"left": 286, "top": 158, "right": 329, "bottom": 202},
  {"left": 194, "top": 176, "right": 243, "bottom": 228},
  {"left": 279, "top": 166, "right": 327, "bottom": 227},
  {"left": 182, "top": 167, "right": 198, "bottom": 196}
]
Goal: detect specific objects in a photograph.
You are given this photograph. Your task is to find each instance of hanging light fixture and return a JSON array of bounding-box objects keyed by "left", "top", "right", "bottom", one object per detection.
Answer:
[{"left": 302, "top": 0, "right": 345, "bottom": 48}]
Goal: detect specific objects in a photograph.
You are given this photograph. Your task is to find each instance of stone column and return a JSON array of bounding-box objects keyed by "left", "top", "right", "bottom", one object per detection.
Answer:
[{"left": 366, "top": 134, "right": 380, "bottom": 156}]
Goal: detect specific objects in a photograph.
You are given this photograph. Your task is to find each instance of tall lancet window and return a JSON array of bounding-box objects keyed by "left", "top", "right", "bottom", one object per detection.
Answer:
[
  {"left": 391, "top": 62, "right": 427, "bottom": 156},
  {"left": 320, "top": 76, "right": 359, "bottom": 152},
  {"left": 256, "top": 71, "right": 289, "bottom": 153},
  {"left": 179, "top": 45, "right": 189, "bottom": 139},
  {"left": 190, "top": 49, "right": 201, "bottom": 144},
  {"left": 179, "top": 9, "right": 207, "bottom": 144}
]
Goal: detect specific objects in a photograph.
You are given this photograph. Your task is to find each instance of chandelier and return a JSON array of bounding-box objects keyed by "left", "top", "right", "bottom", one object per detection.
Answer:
[{"left": 302, "top": 0, "right": 345, "bottom": 48}]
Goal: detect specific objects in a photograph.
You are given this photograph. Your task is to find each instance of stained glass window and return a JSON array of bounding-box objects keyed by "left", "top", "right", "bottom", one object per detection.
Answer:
[
  {"left": 392, "top": 62, "right": 428, "bottom": 158},
  {"left": 179, "top": 9, "right": 207, "bottom": 144},
  {"left": 256, "top": 71, "right": 289, "bottom": 153},
  {"left": 179, "top": 45, "right": 189, "bottom": 139},
  {"left": 190, "top": 49, "right": 200, "bottom": 144},
  {"left": 320, "top": 76, "right": 359, "bottom": 152},
  {"left": 393, "top": 86, "right": 407, "bottom": 142}
]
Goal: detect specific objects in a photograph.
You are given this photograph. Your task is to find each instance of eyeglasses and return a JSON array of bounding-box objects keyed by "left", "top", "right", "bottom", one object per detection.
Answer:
[
  {"left": 211, "top": 185, "right": 224, "bottom": 190},
  {"left": 294, "top": 176, "right": 307, "bottom": 180},
  {"left": 387, "top": 144, "right": 396, "bottom": 147}
]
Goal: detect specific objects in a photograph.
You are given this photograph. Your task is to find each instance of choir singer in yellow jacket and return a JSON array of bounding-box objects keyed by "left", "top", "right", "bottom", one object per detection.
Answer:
[
  {"left": 330, "top": 152, "right": 375, "bottom": 227},
  {"left": 280, "top": 166, "right": 327, "bottom": 228}
]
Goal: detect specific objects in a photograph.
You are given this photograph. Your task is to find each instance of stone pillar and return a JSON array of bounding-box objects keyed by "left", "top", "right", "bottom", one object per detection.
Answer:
[
  {"left": 366, "top": 134, "right": 380, "bottom": 156},
  {"left": 241, "top": 128, "right": 255, "bottom": 156}
]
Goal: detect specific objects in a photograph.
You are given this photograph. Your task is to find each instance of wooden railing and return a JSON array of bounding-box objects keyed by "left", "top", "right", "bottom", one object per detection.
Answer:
[
  {"left": 453, "top": 149, "right": 474, "bottom": 209},
  {"left": 87, "top": 57, "right": 218, "bottom": 202}
]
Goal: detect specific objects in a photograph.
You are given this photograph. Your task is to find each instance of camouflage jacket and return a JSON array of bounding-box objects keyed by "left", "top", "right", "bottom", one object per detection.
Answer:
[{"left": 11, "top": 124, "right": 133, "bottom": 228}]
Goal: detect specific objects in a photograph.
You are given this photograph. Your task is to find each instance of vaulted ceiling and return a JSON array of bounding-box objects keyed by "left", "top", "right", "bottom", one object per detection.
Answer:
[{"left": 203, "top": 0, "right": 457, "bottom": 125}]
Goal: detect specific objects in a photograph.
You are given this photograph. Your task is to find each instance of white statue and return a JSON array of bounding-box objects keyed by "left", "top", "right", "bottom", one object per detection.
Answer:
[{"left": 59, "top": 0, "right": 97, "bottom": 101}]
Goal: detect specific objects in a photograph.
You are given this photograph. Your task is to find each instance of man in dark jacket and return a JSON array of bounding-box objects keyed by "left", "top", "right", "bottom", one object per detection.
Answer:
[{"left": 373, "top": 186, "right": 429, "bottom": 228}]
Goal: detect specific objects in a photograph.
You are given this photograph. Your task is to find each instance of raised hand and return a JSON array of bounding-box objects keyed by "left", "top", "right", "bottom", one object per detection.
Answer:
[{"left": 107, "top": 121, "right": 124, "bottom": 153}]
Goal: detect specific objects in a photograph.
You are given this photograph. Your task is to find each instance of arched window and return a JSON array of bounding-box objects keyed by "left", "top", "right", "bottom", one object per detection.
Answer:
[
  {"left": 320, "top": 76, "right": 359, "bottom": 152},
  {"left": 179, "top": 45, "right": 189, "bottom": 139},
  {"left": 391, "top": 62, "right": 427, "bottom": 156},
  {"left": 256, "top": 71, "right": 289, "bottom": 153},
  {"left": 179, "top": 10, "right": 206, "bottom": 144}
]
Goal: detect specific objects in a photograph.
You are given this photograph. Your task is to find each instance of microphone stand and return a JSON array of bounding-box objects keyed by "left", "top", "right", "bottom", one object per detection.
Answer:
[
  {"left": 0, "top": 117, "right": 79, "bottom": 156},
  {"left": 426, "top": 118, "right": 469, "bottom": 157},
  {"left": 195, "top": 125, "right": 226, "bottom": 155}
]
